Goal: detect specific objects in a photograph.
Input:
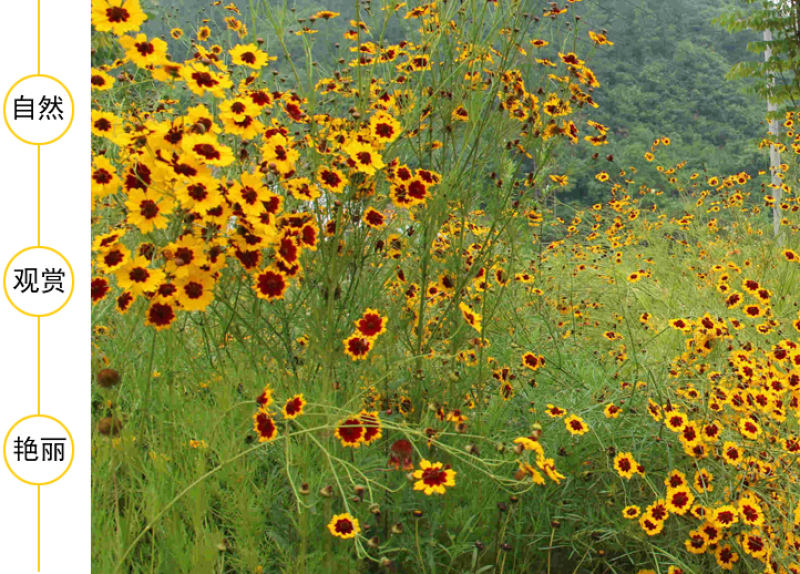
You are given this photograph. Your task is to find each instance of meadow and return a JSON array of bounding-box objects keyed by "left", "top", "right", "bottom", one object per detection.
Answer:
[{"left": 90, "top": 0, "right": 800, "bottom": 572}]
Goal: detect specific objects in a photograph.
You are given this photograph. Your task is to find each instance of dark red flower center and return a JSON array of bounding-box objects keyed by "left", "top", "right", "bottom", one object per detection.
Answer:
[
  {"left": 184, "top": 282, "right": 203, "bottom": 299},
  {"left": 191, "top": 71, "right": 219, "bottom": 88},
  {"left": 193, "top": 143, "right": 221, "bottom": 160},
  {"left": 420, "top": 466, "right": 447, "bottom": 487},
  {"left": 334, "top": 518, "right": 354, "bottom": 535},
  {"left": 106, "top": 6, "right": 130, "bottom": 23},
  {"left": 148, "top": 302, "right": 175, "bottom": 326},
  {"left": 139, "top": 199, "right": 159, "bottom": 219}
]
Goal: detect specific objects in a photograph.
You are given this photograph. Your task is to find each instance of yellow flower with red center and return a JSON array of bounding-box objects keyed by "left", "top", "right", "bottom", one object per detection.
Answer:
[
  {"left": 252, "top": 409, "right": 278, "bottom": 442},
  {"left": 230, "top": 171, "right": 272, "bottom": 217},
  {"left": 343, "top": 334, "right": 374, "bottom": 360},
  {"left": 229, "top": 43, "right": 276, "bottom": 69},
  {"left": 564, "top": 414, "right": 589, "bottom": 436},
  {"left": 219, "top": 97, "right": 264, "bottom": 138},
  {"left": 180, "top": 62, "right": 232, "bottom": 97},
  {"left": 119, "top": 33, "right": 168, "bottom": 68},
  {"left": 281, "top": 394, "right": 306, "bottom": 420},
  {"left": 92, "top": 0, "right": 147, "bottom": 35},
  {"left": 362, "top": 207, "right": 386, "bottom": 228},
  {"left": 91, "top": 154, "right": 121, "bottom": 201},
  {"left": 256, "top": 385, "right": 274, "bottom": 409},
  {"left": 354, "top": 308, "right": 387, "bottom": 338},
  {"left": 175, "top": 175, "right": 220, "bottom": 213},
  {"left": 721, "top": 441, "right": 742, "bottom": 466},
  {"left": 521, "top": 352, "right": 545, "bottom": 371},
  {"left": 738, "top": 417, "right": 762, "bottom": 440},
  {"left": 738, "top": 495, "right": 765, "bottom": 526},
  {"left": 334, "top": 416, "right": 365, "bottom": 447},
  {"left": 741, "top": 529, "right": 768, "bottom": 559},
  {"left": 90, "top": 68, "right": 116, "bottom": 91},
  {"left": 622, "top": 505, "right": 641, "bottom": 519},
  {"left": 261, "top": 137, "right": 299, "bottom": 176},
  {"left": 743, "top": 303, "right": 766, "bottom": 318},
  {"left": 115, "top": 256, "right": 165, "bottom": 297},
  {"left": 665, "top": 485, "right": 695, "bottom": 515},
  {"left": 91, "top": 110, "right": 122, "bottom": 139},
  {"left": 639, "top": 512, "right": 665, "bottom": 536},
  {"left": 359, "top": 411, "right": 382, "bottom": 445},
  {"left": 368, "top": 111, "right": 402, "bottom": 144},
  {"left": 693, "top": 469, "right": 713, "bottom": 493},
  {"left": 124, "top": 189, "right": 174, "bottom": 233},
  {"left": 714, "top": 544, "right": 739, "bottom": 570},
  {"left": 183, "top": 133, "right": 234, "bottom": 167},
  {"left": 613, "top": 452, "right": 638, "bottom": 479},
  {"left": 163, "top": 235, "right": 208, "bottom": 278},
  {"left": 316, "top": 166, "right": 348, "bottom": 193},
  {"left": 413, "top": 460, "right": 456, "bottom": 495},
  {"left": 664, "top": 410, "right": 688, "bottom": 432},
  {"left": 684, "top": 530, "right": 708, "bottom": 555},
  {"left": 343, "top": 140, "right": 385, "bottom": 176},
  {"left": 175, "top": 273, "right": 215, "bottom": 312},
  {"left": 709, "top": 505, "right": 739, "bottom": 529},
  {"left": 459, "top": 301, "right": 482, "bottom": 333},
  {"left": 284, "top": 177, "right": 321, "bottom": 202},
  {"left": 95, "top": 244, "right": 131, "bottom": 274},
  {"left": 327, "top": 513, "right": 360, "bottom": 539},
  {"left": 145, "top": 300, "right": 177, "bottom": 330},
  {"left": 604, "top": 403, "right": 622, "bottom": 418},
  {"left": 253, "top": 267, "right": 289, "bottom": 301}
]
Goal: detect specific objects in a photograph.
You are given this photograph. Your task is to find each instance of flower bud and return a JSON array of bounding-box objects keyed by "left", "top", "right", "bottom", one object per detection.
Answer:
[
  {"left": 97, "top": 416, "right": 123, "bottom": 436},
  {"left": 97, "top": 368, "right": 121, "bottom": 388}
]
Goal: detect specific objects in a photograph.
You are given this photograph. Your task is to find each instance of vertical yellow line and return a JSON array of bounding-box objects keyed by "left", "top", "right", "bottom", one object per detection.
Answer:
[
  {"left": 37, "top": 146, "right": 41, "bottom": 246},
  {"left": 38, "top": 485, "right": 41, "bottom": 572},
  {"left": 36, "top": 2, "right": 42, "bottom": 570},
  {"left": 37, "top": 317, "right": 41, "bottom": 415}
]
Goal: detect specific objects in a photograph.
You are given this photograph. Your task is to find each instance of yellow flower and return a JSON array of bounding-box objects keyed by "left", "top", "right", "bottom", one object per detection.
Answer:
[
  {"left": 175, "top": 273, "right": 215, "bottom": 312},
  {"left": 343, "top": 140, "right": 385, "bottom": 176},
  {"left": 180, "top": 62, "right": 232, "bottom": 97},
  {"left": 90, "top": 68, "right": 116, "bottom": 91},
  {"left": 564, "top": 414, "right": 589, "bottom": 436},
  {"left": 459, "top": 301, "right": 482, "bottom": 333},
  {"left": 124, "top": 190, "right": 173, "bottom": 233},
  {"left": 229, "top": 43, "right": 276, "bottom": 69},
  {"left": 115, "top": 256, "right": 165, "bottom": 296},
  {"left": 412, "top": 460, "right": 456, "bottom": 495},
  {"left": 369, "top": 111, "right": 402, "bottom": 144},
  {"left": 92, "top": 0, "right": 147, "bottom": 35},
  {"left": 327, "top": 513, "right": 360, "bottom": 539},
  {"left": 119, "top": 33, "right": 168, "bottom": 68},
  {"left": 183, "top": 133, "right": 235, "bottom": 167}
]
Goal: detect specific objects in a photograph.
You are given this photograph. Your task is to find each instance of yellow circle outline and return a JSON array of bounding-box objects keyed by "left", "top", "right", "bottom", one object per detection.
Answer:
[
  {"left": 3, "top": 414, "right": 75, "bottom": 486},
  {"left": 3, "top": 74, "right": 75, "bottom": 145},
  {"left": 3, "top": 246, "right": 75, "bottom": 317}
]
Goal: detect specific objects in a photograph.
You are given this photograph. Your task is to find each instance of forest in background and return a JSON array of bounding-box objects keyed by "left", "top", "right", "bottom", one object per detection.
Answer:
[{"left": 142, "top": 0, "right": 768, "bottom": 204}]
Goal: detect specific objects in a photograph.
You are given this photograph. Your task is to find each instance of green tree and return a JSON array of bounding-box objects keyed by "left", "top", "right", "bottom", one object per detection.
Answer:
[{"left": 717, "top": 0, "right": 800, "bottom": 111}]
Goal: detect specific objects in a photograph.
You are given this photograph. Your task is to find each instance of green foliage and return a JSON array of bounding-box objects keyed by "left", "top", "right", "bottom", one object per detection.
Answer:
[
  {"left": 716, "top": 0, "right": 800, "bottom": 112},
  {"left": 563, "top": 0, "right": 767, "bottom": 203}
]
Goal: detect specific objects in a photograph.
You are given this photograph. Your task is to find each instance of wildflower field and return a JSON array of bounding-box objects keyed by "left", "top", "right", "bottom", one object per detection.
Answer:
[{"left": 90, "top": 0, "right": 800, "bottom": 572}]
